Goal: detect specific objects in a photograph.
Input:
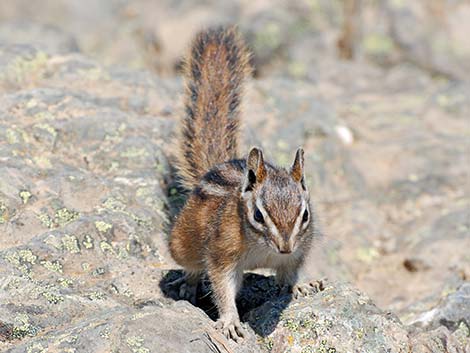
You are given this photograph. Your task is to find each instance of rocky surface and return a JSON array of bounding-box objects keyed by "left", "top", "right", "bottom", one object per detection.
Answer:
[
  {"left": 2, "top": 0, "right": 470, "bottom": 79},
  {"left": 0, "top": 1, "right": 469, "bottom": 352}
]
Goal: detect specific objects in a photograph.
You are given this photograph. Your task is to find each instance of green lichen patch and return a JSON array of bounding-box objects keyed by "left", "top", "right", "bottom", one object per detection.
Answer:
[
  {"left": 62, "top": 234, "right": 81, "bottom": 254},
  {"left": 33, "top": 156, "right": 52, "bottom": 169},
  {"left": 102, "top": 197, "right": 126, "bottom": 212},
  {"left": 254, "top": 22, "right": 282, "bottom": 51},
  {"left": 34, "top": 123, "right": 57, "bottom": 139},
  {"left": 129, "top": 213, "right": 152, "bottom": 229},
  {"left": 436, "top": 92, "right": 467, "bottom": 114},
  {"left": 279, "top": 309, "right": 338, "bottom": 351},
  {"left": 95, "top": 220, "right": 112, "bottom": 233},
  {"left": 356, "top": 247, "right": 380, "bottom": 264},
  {"left": 78, "top": 67, "right": 111, "bottom": 81},
  {"left": 287, "top": 61, "right": 307, "bottom": 79},
  {"left": 5, "top": 249, "right": 38, "bottom": 269},
  {"left": 30, "top": 282, "right": 65, "bottom": 304},
  {"left": 0, "top": 201, "right": 8, "bottom": 224},
  {"left": 136, "top": 187, "right": 151, "bottom": 199},
  {"left": 300, "top": 346, "right": 315, "bottom": 353},
  {"left": 363, "top": 34, "right": 394, "bottom": 56},
  {"left": 5, "top": 51, "right": 48, "bottom": 84},
  {"left": 126, "top": 336, "right": 150, "bottom": 353},
  {"left": 54, "top": 208, "right": 80, "bottom": 227},
  {"left": 26, "top": 342, "right": 46, "bottom": 353},
  {"left": 33, "top": 111, "right": 54, "bottom": 121},
  {"left": 316, "top": 339, "right": 336, "bottom": 353},
  {"left": 19, "top": 190, "right": 33, "bottom": 204},
  {"left": 41, "top": 260, "right": 63, "bottom": 274},
  {"left": 6, "top": 128, "right": 19, "bottom": 144},
  {"left": 87, "top": 291, "right": 106, "bottom": 301},
  {"left": 131, "top": 312, "right": 153, "bottom": 321},
  {"left": 37, "top": 207, "right": 80, "bottom": 229},
  {"left": 121, "top": 147, "right": 149, "bottom": 159},
  {"left": 136, "top": 186, "right": 167, "bottom": 216},
  {"left": 82, "top": 234, "right": 94, "bottom": 249},
  {"left": 6, "top": 277, "right": 21, "bottom": 290},
  {"left": 100, "top": 193, "right": 157, "bottom": 232},
  {"left": 99, "top": 241, "right": 115, "bottom": 254},
  {"left": 33, "top": 122, "right": 58, "bottom": 149},
  {"left": 117, "top": 247, "right": 129, "bottom": 260},
  {"left": 453, "top": 321, "right": 470, "bottom": 346},
  {"left": 99, "top": 327, "right": 110, "bottom": 339},
  {"left": 283, "top": 318, "right": 301, "bottom": 332},
  {"left": 12, "top": 314, "right": 39, "bottom": 340},
  {"left": 57, "top": 278, "right": 73, "bottom": 288},
  {"left": 108, "top": 161, "right": 120, "bottom": 172},
  {"left": 261, "top": 337, "right": 274, "bottom": 352},
  {"left": 37, "top": 213, "right": 54, "bottom": 228}
]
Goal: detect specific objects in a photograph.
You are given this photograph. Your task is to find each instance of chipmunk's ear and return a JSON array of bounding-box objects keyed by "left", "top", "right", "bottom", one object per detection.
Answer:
[
  {"left": 244, "top": 147, "right": 266, "bottom": 192},
  {"left": 291, "top": 148, "right": 305, "bottom": 187}
]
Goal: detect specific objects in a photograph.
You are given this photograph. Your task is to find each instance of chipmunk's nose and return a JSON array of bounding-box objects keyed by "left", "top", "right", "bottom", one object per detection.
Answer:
[{"left": 279, "top": 243, "right": 292, "bottom": 254}]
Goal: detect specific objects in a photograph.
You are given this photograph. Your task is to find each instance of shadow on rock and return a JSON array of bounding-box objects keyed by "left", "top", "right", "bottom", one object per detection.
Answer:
[{"left": 159, "top": 271, "right": 292, "bottom": 336}]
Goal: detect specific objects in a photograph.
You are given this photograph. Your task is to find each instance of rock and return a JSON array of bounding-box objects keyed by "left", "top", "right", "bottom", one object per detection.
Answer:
[
  {"left": 408, "top": 283, "right": 470, "bottom": 332},
  {"left": 245, "top": 282, "right": 410, "bottom": 353},
  {"left": 0, "top": 21, "right": 79, "bottom": 55},
  {"left": 0, "top": 43, "right": 177, "bottom": 351},
  {"left": 386, "top": 1, "right": 470, "bottom": 81},
  {"left": 410, "top": 325, "right": 470, "bottom": 353},
  {"left": 7, "top": 301, "right": 261, "bottom": 353},
  {"left": 2, "top": 0, "right": 470, "bottom": 82}
]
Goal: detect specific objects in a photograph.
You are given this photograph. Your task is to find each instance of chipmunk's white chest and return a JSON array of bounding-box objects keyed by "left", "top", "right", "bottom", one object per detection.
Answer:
[{"left": 241, "top": 243, "right": 300, "bottom": 271}]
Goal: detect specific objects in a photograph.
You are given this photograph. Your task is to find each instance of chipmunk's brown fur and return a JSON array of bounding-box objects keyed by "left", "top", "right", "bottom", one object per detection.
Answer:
[{"left": 170, "top": 27, "right": 317, "bottom": 342}]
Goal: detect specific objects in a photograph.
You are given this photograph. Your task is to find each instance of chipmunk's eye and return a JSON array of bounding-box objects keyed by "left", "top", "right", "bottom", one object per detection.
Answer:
[
  {"left": 302, "top": 209, "right": 309, "bottom": 223},
  {"left": 254, "top": 208, "right": 264, "bottom": 224}
]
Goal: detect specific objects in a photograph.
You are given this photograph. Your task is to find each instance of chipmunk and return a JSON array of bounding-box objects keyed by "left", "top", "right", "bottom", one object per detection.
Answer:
[{"left": 169, "top": 27, "right": 317, "bottom": 341}]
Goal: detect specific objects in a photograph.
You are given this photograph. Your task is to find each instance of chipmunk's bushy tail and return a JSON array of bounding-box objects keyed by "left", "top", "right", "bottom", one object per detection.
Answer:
[{"left": 176, "top": 26, "right": 251, "bottom": 190}]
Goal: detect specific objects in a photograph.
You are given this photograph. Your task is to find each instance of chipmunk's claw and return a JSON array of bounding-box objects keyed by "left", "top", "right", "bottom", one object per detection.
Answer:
[
  {"left": 290, "top": 279, "right": 326, "bottom": 299},
  {"left": 215, "top": 316, "right": 245, "bottom": 342}
]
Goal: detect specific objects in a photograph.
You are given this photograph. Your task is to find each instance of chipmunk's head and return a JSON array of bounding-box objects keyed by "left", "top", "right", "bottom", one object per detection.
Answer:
[{"left": 241, "top": 147, "right": 312, "bottom": 254}]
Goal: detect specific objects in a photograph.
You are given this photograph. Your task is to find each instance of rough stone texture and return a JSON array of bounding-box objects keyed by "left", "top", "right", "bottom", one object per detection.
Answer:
[
  {"left": 6, "top": 301, "right": 262, "bottom": 353},
  {"left": 1, "top": 1, "right": 470, "bottom": 80},
  {"left": 246, "top": 282, "right": 410, "bottom": 353},
  {"left": 0, "top": 2, "right": 469, "bottom": 352}
]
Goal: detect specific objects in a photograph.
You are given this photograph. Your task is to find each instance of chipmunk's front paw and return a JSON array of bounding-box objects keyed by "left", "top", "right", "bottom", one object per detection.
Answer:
[
  {"left": 291, "top": 279, "right": 325, "bottom": 299},
  {"left": 215, "top": 315, "right": 245, "bottom": 342}
]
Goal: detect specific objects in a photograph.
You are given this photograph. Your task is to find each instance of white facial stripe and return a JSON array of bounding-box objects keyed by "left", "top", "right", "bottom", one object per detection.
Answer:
[
  {"left": 291, "top": 200, "right": 307, "bottom": 239},
  {"left": 255, "top": 198, "right": 280, "bottom": 237}
]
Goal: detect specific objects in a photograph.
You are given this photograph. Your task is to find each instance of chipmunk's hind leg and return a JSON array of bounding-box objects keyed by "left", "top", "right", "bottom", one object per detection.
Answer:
[{"left": 167, "top": 270, "right": 203, "bottom": 305}]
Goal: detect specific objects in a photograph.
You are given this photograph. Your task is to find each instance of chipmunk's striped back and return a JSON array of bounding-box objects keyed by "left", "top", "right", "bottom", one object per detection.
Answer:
[{"left": 177, "top": 27, "right": 251, "bottom": 190}]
